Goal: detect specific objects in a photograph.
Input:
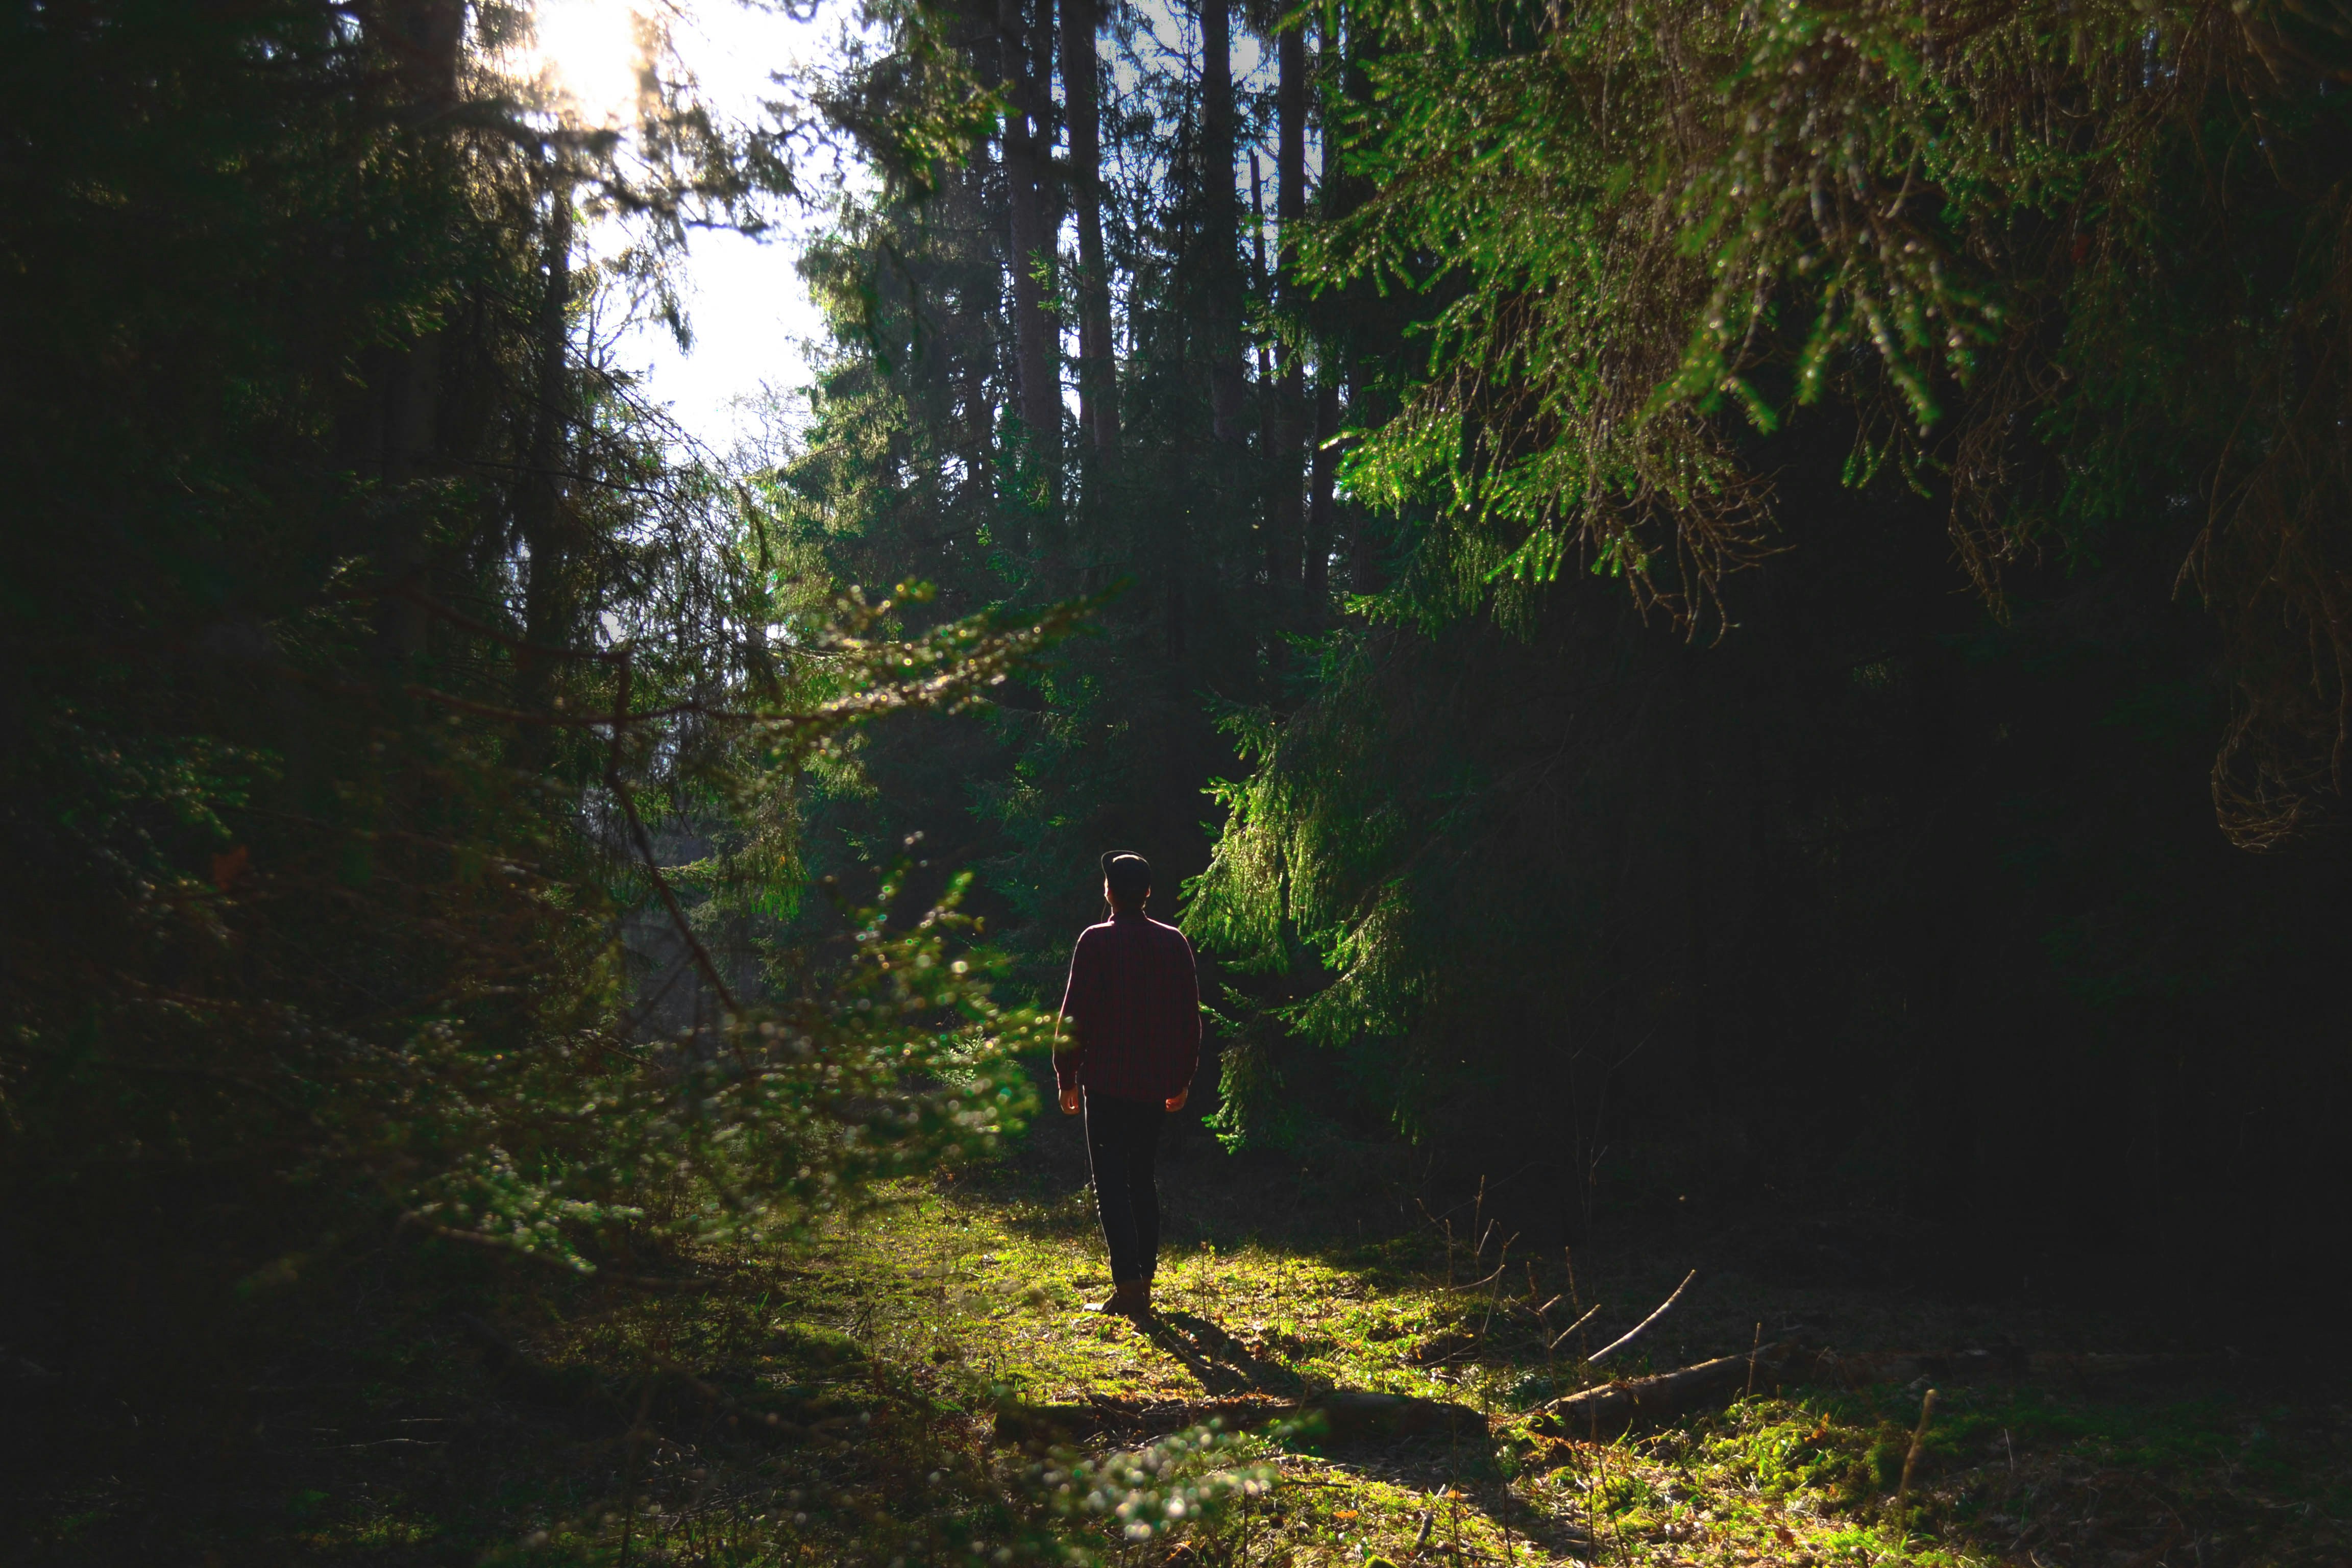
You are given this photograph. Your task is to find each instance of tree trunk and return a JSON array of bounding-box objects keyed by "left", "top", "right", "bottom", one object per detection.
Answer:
[
  {"left": 1305, "top": 375, "right": 1340, "bottom": 623},
  {"left": 363, "top": 0, "right": 464, "bottom": 661},
  {"left": 1200, "top": 0, "right": 1244, "bottom": 442},
  {"left": 1059, "top": 0, "right": 1118, "bottom": 452},
  {"left": 958, "top": 108, "right": 1000, "bottom": 511},
  {"left": 516, "top": 177, "right": 576, "bottom": 771},
  {"left": 1249, "top": 153, "right": 1271, "bottom": 384},
  {"left": 1030, "top": 0, "right": 1058, "bottom": 227},
  {"left": 1324, "top": 12, "right": 1381, "bottom": 607},
  {"left": 1000, "top": 0, "right": 1059, "bottom": 451},
  {"left": 1276, "top": 19, "right": 1307, "bottom": 307},
  {"left": 1265, "top": 16, "right": 1309, "bottom": 620},
  {"left": 1346, "top": 365, "right": 1385, "bottom": 595}
]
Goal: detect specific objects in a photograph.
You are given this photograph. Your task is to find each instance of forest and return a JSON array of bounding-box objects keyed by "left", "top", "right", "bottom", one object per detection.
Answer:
[{"left": 4, "top": 0, "right": 2350, "bottom": 1562}]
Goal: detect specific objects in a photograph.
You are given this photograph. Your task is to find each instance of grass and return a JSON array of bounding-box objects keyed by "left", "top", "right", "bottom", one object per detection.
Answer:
[{"left": 8, "top": 1112, "right": 2349, "bottom": 1565}]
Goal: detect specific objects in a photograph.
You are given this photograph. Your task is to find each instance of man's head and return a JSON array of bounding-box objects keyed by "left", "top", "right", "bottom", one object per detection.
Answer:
[{"left": 1100, "top": 851, "right": 1151, "bottom": 912}]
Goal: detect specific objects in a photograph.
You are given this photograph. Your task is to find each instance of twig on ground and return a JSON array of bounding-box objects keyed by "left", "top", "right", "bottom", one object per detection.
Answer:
[
  {"left": 1472, "top": 1178, "right": 1486, "bottom": 1266},
  {"left": 1894, "top": 1386, "right": 1939, "bottom": 1523},
  {"left": 1439, "top": 1264, "right": 1512, "bottom": 1294},
  {"left": 1477, "top": 1234, "right": 1521, "bottom": 1339},
  {"left": 1587, "top": 1269, "right": 1696, "bottom": 1366}
]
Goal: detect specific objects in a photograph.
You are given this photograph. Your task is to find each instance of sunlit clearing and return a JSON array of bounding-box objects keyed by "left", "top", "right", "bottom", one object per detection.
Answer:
[{"left": 521, "top": 0, "right": 646, "bottom": 127}]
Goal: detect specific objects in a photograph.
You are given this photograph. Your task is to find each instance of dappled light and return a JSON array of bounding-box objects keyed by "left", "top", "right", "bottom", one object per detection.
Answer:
[{"left": 5, "top": 0, "right": 2350, "bottom": 1561}]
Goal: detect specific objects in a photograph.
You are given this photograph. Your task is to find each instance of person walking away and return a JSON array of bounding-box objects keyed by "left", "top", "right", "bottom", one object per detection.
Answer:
[{"left": 1056, "top": 851, "right": 1200, "bottom": 1318}]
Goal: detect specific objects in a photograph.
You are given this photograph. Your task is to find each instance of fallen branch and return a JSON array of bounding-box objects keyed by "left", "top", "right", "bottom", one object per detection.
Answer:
[
  {"left": 1533, "top": 1342, "right": 2235, "bottom": 1441},
  {"left": 1437, "top": 1263, "right": 1512, "bottom": 1293},
  {"left": 1587, "top": 1268, "right": 1695, "bottom": 1365},
  {"left": 1534, "top": 1345, "right": 1786, "bottom": 1439}
]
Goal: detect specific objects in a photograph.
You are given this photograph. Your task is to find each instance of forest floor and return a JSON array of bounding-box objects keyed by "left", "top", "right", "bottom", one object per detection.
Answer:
[{"left": 8, "top": 1108, "right": 2349, "bottom": 1566}]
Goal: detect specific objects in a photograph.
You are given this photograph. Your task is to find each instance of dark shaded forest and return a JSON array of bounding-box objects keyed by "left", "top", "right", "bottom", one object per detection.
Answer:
[
  {"left": 778, "top": 0, "right": 2352, "bottom": 1297},
  {"left": 5, "top": 0, "right": 2351, "bottom": 1561}
]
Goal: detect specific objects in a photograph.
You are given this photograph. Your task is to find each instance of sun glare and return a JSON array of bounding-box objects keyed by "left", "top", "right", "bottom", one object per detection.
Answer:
[{"left": 520, "top": 0, "right": 646, "bottom": 127}]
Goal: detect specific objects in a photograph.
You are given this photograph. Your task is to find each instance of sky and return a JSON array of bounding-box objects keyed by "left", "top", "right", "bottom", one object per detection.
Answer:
[
  {"left": 519, "top": 0, "right": 1291, "bottom": 454},
  {"left": 525, "top": 0, "right": 854, "bottom": 452}
]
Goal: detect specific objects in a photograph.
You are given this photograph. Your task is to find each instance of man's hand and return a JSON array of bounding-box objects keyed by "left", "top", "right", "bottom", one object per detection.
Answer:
[
  {"left": 1164, "top": 1088, "right": 1188, "bottom": 1113},
  {"left": 1060, "top": 1087, "right": 1082, "bottom": 1117}
]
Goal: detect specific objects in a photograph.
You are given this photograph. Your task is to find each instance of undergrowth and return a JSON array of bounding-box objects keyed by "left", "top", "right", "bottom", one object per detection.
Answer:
[{"left": 8, "top": 1137, "right": 2347, "bottom": 1566}]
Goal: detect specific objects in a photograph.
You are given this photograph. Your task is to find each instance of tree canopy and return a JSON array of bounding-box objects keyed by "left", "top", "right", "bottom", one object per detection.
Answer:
[{"left": 5, "top": 0, "right": 2349, "bottom": 1437}]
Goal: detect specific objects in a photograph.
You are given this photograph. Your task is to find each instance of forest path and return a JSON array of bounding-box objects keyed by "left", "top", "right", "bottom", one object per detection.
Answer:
[
  {"left": 749, "top": 1124, "right": 2350, "bottom": 1568},
  {"left": 22, "top": 1122, "right": 2338, "bottom": 1565}
]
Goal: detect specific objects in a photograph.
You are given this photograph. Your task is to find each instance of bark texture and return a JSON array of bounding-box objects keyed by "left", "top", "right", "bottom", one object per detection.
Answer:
[
  {"left": 1305, "top": 376, "right": 1341, "bottom": 621},
  {"left": 1200, "top": 0, "right": 1245, "bottom": 442},
  {"left": 1060, "top": 0, "right": 1119, "bottom": 451},
  {"left": 1267, "top": 17, "right": 1309, "bottom": 612},
  {"left": 1000, "top": 0, "right": 1060, "bottom": 450}
]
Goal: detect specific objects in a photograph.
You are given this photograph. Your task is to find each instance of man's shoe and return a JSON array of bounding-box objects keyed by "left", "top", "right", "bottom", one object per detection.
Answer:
[{"left": 1085, "top": 1281, "right": 1149, "bottom": 1318}]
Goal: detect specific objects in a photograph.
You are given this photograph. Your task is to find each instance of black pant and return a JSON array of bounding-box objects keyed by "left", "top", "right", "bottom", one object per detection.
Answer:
[{"left": 1084, "top": 1092, "right": 1165, "bottom": 1284}]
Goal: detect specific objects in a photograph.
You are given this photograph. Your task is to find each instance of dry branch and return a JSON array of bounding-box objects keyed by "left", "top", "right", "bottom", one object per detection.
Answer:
[
  {"left": 1586, "top": 1268, "right": 1695, "bottom": 1365},
  {"left": 1894, "top": 1387, "right": 1939, "bottom": 1518},
  {"left": 1549, "top": 1301, "right": 1605, "bottom": 1351},
  {"left": 1534, "top": 1342, "right": 2235, "bottom": 1440},
  {"left": 1534, "top": 1345, "right": 1784, "bottom": 1439}
]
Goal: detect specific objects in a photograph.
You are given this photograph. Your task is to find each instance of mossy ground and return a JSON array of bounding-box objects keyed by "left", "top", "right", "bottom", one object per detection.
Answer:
[{"left": 8, "top": 1108, "right": 2348, "bottom": 1565}]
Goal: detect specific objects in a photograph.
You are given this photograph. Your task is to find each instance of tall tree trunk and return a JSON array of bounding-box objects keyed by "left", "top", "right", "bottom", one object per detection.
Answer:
[
  {"left": 959, "top": 109, "right": 1001, "bottom": 512},
  {"left": 1275, "top": 19, "right": 1307, "bottom": 337},
  {"left": 1266, "top": 16, "right": 1308, "bottom": 619},
  {"left": 1200, "top": 0, "right": 1245, "bottom": 442},
  {"left": 1000, "top": 0, "right": 1059, "bottom": 452},
  {"left": 1248, "top": 153, "right": 1271, "bottom": 383},
  {"left": 1166, "top": 571, "right": 1188, "bottom": 660},
  {"left": 1346, "top": 366, "right": 1385, "bottom": 595},
  {"left": 364, "top": 0, "right": 464, "bottom": 661},
  {"left": 1060, "top": 0, "right": 1118, "bottom": 452},
  {"left": 1030, "top": 0, "right": 1058, "bottom": 226},
  {"left": 1305, "top": 375, "right": 1340, "bottom": 624},
  {"left": 960, "top": 362, "right": 997, "bottom": 510},
  {"left": 1328, "top": 9, "right": 1381, "bottom": 604},
  {"left": 1253, "top": 149, "right": 1288, "bottom": 648},
  {"left": 516, "top": 176, "right": 576, "bottom": 772}
]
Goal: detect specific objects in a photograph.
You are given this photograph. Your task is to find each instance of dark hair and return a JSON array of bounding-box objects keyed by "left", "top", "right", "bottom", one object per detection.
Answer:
[{"left": 1101, "top": 851, "right": 1151, "bottom": 905}]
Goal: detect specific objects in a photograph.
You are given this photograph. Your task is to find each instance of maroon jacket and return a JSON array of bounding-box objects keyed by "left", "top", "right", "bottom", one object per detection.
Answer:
[{"left": 1055, "top": 912, "right": 1202, "bottom": 1102}]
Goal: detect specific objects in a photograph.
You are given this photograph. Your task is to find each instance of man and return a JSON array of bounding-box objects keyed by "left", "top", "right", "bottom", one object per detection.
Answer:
[{"left": 1056, "top": 851, "right": 1200, "bottom": 1318}]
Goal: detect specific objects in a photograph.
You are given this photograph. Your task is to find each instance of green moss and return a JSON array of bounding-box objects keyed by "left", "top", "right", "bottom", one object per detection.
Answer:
[{"left": 26, "top": 1162, "right": 2351, "bottom": 1567}]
